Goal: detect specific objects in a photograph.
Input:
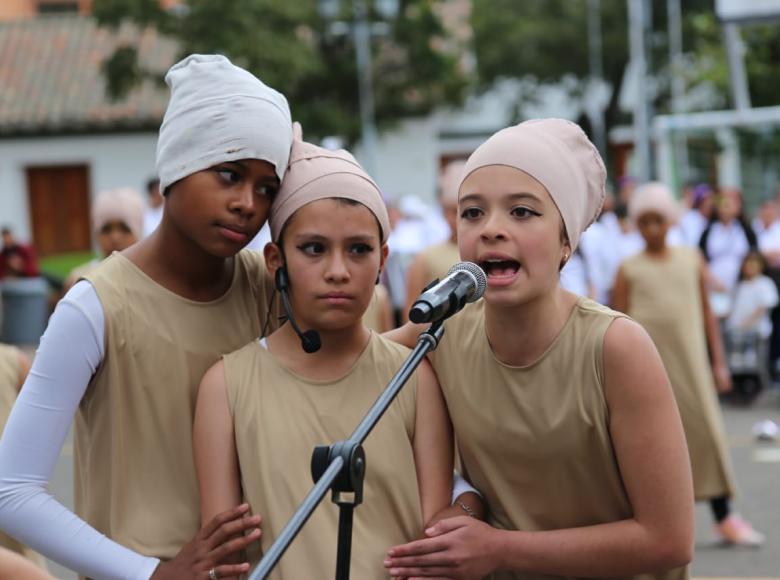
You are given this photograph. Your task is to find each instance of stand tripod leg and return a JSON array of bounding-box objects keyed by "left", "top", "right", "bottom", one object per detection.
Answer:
[{"left": 335, "top": 503, "right": 355, "bottom": 580}]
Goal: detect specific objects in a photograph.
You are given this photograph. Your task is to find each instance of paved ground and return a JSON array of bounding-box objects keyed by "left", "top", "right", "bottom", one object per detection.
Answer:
[{"left": 36, "top": 383, "right": 780, "bottom": 579}]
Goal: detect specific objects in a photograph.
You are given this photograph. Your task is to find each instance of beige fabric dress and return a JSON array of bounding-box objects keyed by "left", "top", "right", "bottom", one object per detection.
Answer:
[
  {"left": 621, "top": 246, "right": 736, "bottom": 500},
  {"left": 0, "top": 344, "right": 47, "bottom": 567},
  {"left": 224, "top": 332, "right": 422, "bottom": 579},
  {"left": 78, "top": 250, "right": 277, "bottom": 560},
  {"left": 431, "top": 298, "right": 688, "bottom": 580},
  {"left": 420, "top": 241, "right": 460, "bottom": 282}
]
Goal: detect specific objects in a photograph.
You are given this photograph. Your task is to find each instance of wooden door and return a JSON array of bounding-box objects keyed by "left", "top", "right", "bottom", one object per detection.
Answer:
[{"left": 26, "top": 165, "right": 91, "bottom": 256}]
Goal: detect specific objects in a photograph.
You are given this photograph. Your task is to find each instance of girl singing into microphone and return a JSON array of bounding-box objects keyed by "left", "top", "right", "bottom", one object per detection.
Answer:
[
  {"left": 193, "top": 125, "right": 476, "bottom": 579},
  {"left": 384, "top": 119, "right": 693, "bottom": 579}
]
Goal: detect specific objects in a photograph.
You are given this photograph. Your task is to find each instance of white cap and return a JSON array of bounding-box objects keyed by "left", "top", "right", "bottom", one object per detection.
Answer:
[{"left": 156, "top": 54, "right": 293, "bottom": 193}]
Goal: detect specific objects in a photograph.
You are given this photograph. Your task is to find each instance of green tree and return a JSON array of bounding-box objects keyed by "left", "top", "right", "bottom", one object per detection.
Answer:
[{"left": 93, "top": 0, "right": 469, "bottom": 143}]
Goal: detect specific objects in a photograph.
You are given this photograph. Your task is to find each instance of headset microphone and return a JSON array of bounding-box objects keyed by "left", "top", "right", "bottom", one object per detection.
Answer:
[{"left": 275, "top": 267, "right": 322, "bottom": 354}]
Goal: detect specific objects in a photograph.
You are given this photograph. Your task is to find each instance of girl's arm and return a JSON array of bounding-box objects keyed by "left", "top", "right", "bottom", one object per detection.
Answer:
[
  {"left": 194, "top": 360, "right": 244, "bottom": 522},
  {"left": 411, "top": 359, "right": 454, "bottom": 527},
  {"left": 0, "top": 547, "right": 53, "bottom": 580},
  {"left": 610, "top": 265, "right": 629, "bottom": 313},
  {"left": 698, "top": 254, "right": 731, "bottom": 392},
  {"left": 193, "top": 361, "right": 255, "bottom": 580},
  {"left": 385, "top": 318, "right": 693, "bottom": 579}
]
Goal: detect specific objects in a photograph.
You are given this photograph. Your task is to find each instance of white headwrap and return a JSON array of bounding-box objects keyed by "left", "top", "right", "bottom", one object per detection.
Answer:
[{"left": 156, "top": 54, "right": 293, "bottom": 193}]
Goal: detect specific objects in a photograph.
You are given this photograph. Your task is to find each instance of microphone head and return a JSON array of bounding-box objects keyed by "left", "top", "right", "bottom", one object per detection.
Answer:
[
  {"left": 301, "top": 330, "right": 322, "bottom": 354},
  {"left": 447, "top": 261, "right": 487, "bottom": 302}
]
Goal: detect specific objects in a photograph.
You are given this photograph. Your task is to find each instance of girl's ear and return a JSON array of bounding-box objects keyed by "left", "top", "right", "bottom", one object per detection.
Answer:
[
  {"left": 264, "top": 242, "right": 284, "bottom": 279},
  {"left": 378, "top": 243, "right": 389, "bottom": 279}
]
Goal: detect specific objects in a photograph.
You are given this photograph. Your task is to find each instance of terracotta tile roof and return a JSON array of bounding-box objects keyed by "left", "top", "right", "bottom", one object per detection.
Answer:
[{"left": 0, "top": 15, "right": 178, "bottom": 136}]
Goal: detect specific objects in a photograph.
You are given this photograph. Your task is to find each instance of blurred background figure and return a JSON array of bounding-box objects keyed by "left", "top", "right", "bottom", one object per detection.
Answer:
[
  {"left": 699, "top": 189, "right": 758, "bottom": 318},
  {"left": 402, "top": 160, "right": 464, "bottom": 321},
  {"left": 560, "top": 246, "right": 597, "bottom": 299},
  {"left": 0, "top": 343, "right": 47, "bottom": 571},
  {"left": 613, "top": 182, "right": 765, "bottom": 547},
  {"left": 679, "top": 184, "right": 715, "bottom": 247},
  {"left": 0, "top": 228, "right": 39, "bottom": 280},
  {"left": 142, "top": 177, "right": 163, "bottom": 238},
  {"left": 725, "top": 251, "right": 778, "bottom": 400},
  {"left": 752, "top": 199, "right": 778, "bottom": 237},
  {"left": 64, "top": 188, "right": 145, "bottom": 291}
]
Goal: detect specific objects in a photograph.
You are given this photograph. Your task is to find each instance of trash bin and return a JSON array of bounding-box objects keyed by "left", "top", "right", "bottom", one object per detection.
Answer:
[{"left": 0, "top": 277, "right": 50, "bottom": 346}]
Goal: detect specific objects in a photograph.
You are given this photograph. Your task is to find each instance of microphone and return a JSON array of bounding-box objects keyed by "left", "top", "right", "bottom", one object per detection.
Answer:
[
  {"left": 275, "top": 267, "right": 322, "bottom": 354},
  {"left": 408, "top": 261, "right": 487, "bottom": 324}
]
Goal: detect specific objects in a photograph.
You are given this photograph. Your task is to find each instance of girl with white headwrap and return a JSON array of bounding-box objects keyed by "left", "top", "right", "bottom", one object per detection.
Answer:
[
  {"left": 613, "top": 182, "right": 763, "bottom": 547},
  {"left": 0, "top": 55, "right": 293, "bottom": 579},
  {"left": 384, "top": 119, "right": 693, "bottom": 579},
  {"left": 194, "top": 126, "right": 477, "bottom": 578}
]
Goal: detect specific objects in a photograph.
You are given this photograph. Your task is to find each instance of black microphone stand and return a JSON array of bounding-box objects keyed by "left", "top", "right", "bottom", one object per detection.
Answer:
[{"left": 248, "top": 322, "right": 445, "bottom": 580}]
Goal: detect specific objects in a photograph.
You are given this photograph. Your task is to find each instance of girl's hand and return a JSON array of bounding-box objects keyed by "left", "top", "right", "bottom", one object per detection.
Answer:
[
  {"left": 713, "top": 362, "right": 732, "bottom": 393},
  {"left": 151, "top": 504, "right": 261, "bottom": 580},
  {"left": 384, "top": 516, "right": 500, "bottom": 579}
]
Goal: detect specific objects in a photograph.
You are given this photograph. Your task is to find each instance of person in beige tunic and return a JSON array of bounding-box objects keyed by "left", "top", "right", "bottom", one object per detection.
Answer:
[
  {"left": 63, "top": 188, "right": 145, "bottom": 292},
  {"left": 0, "top": 344, "right": 47, "bottom": 570},
  {"left": 385, "top": 119, "right": 693, "bottom": 579},
  {"left": 403, "top": 160, "right": 464, "bottom": 320},
  {"left": 195, "top": 126, "right": 477, "bottom": 579},
  {"left": 0, "top": 54, "right": 293, "bottom": 580},
  {"left": 613, "top": 182, "right": 763, "bottom": 547}
]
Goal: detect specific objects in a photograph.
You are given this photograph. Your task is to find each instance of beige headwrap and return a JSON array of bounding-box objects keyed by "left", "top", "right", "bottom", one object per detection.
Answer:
[
  {"left": 270, "top": 123, "right": 390, "bottom": 242},
  {"left": 156, "top": 54, "right": 293, "bottom": 193},
  {"left": 438, "top": 159, "right": 467, "bottom": 206},
  {"left": 460, "top": 118, "right": 606, "bottom": 251},
  {"left": 91, "top": 188, "right": 145, "bottom": 239},
  {"left": 628, "top": 181, "right": 681, "bottom": 224}
]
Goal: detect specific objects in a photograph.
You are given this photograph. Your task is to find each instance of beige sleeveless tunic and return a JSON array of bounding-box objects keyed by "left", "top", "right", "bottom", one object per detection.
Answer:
[
  {"left": 224, "top": 333, "right": 422, "bottom": 579},
  {"left": 362, "top": 284, "right": 391, "bottom": 332},
  {"left": 432, "top": 298, "right": 687, "bottom": 580},
  {"left": 621, "top": 246, "right": 735, "bottom": 500},
  {"left": 421, "top": 241, "right": 459, "bottom": 282},
  {"left": 0, "top": 344, "right": 47, "bottom": 567},
  {"left": 79, "top": 250, "right": 277, "bottom": 559}
]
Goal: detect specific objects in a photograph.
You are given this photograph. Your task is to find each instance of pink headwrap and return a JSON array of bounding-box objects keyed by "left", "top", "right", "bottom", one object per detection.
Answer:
[
  {"left": 270, "top": 123, "right": 390, "bottom": 242},
  {"left": 91, "top": 188, "right": 145, "bottom": 239},
  {"left": 628, "top": 182, "right": 681, "bottom": 224},
  {"left": 460, "top": 118, "right": 606, "bottom": 251}
]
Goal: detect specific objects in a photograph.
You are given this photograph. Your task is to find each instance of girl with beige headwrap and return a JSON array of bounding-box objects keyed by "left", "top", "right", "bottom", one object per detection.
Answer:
[
  {"left": 613, "top": 181, "right": 763, "bottom": 547},
  {"left": 0, "top": 54, "right": 293, "bottom": 579},
  {"left": 384, "top": 119, "right": 693, "bottom": 579},
  {"left": 194, "top": 125, "right": 481, "bottom": 579}
]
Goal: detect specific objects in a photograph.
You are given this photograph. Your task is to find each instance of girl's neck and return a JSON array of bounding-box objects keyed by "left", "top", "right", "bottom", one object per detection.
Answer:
[
  {"left": 484, "top": 286, "right": 578, "bottom": 367},
  {"left": 268, "top": 322, "right": 372, "bottom": 381},
  {"left": 644, "top": 243, "right": 669, "bottom": 258},
  {"left": 124, "top": 222, "right": 234, "bottom": 302}
]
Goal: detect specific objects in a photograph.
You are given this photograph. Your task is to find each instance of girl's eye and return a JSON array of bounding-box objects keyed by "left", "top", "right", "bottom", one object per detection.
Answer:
[
  {"left": 255, "top": 183, "right": 279, "bottom": 198},
  {"left": 299, "top": 242, "right": 325, "bottom": 256},
  {"left": 350, "top": 243, "right": 374, "bottom": 255},
  {"left": 460, "top": 207, "right": 483, "bottom": 220},
  {"left": 511, "top": 206, "right": 540, "bottom": 219},
  {"left": 216, "top": 169, "right": 241, "bottom": 184}
]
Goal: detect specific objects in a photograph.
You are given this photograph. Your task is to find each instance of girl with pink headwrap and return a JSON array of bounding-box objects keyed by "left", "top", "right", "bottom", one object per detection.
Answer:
[
  {"left": 193, "top": 125, "right": 480, "bottom": 579},
  {"left": 64, "top": 187, "right": 145, "bottom": 291},
  {"left": 384, "top": 119, "right": 693, "bottom": 579}
]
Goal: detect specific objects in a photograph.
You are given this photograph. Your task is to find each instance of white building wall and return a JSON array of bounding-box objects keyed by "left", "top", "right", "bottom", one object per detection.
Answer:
[{"left": 0, "top": 132, "right": 158, "bottom": 241}]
